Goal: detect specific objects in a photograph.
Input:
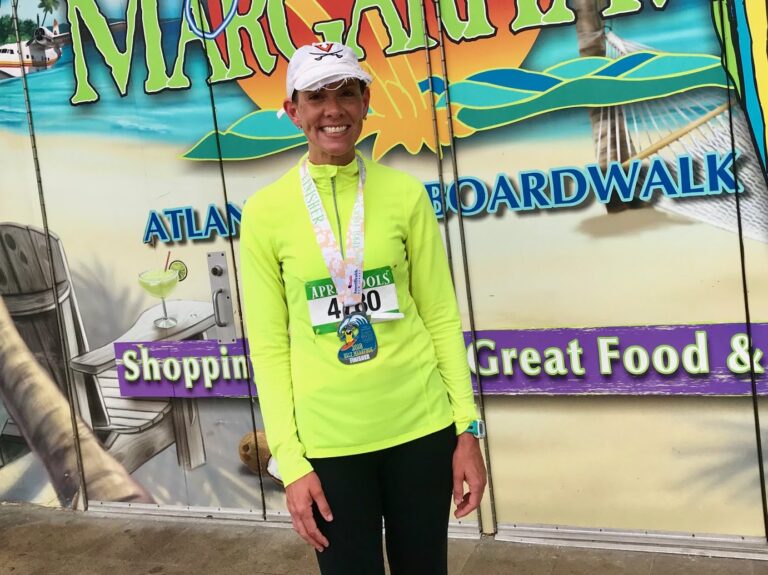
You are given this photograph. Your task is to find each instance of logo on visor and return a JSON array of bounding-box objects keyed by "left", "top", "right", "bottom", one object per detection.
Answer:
[{"left": 311, "top": 43, "right": 344, "bottom": 60}]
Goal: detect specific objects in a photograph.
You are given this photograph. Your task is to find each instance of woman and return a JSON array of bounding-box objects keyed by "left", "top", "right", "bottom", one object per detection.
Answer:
[{"left": 240, "top": 42, "right": 486, "bottom": 575}]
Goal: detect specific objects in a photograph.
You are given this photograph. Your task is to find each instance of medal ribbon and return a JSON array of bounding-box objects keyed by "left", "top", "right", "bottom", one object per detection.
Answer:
[{"left": 300, "top": 153, "right": 366, "bottom": 309}]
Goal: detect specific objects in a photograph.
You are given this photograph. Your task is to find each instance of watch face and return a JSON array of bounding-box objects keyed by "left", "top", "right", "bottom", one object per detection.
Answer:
[{"left": 464, "top": 420, "right": 485, "bottom": 437}]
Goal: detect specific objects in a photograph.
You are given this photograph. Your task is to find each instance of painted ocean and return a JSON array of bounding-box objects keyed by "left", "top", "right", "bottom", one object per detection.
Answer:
[
  {"left": 0, "top": 0, "right": 720, "bottom": 150},
  {"left": 0, "top": 20, "right": 251, "bottom": 144}
]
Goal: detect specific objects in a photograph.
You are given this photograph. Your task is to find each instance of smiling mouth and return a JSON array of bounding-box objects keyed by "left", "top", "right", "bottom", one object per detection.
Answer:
[{"left": 321, "top": 125, "right": 350, "bottom": 134}]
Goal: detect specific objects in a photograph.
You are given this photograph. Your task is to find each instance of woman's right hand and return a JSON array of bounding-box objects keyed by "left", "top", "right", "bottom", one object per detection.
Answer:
[{"left": 285, "top": 471, "right": 333, "bottom": 552}]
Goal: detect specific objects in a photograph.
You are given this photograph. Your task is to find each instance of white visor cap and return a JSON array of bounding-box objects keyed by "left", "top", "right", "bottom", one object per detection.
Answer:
[{"left": 286, "top": 42, "right": 372, "bottom": 99}]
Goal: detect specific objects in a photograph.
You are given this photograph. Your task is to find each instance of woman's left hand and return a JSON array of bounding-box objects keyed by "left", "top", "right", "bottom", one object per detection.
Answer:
[{"left": 452, "top": 433, "right": 487, "bottom": 519}]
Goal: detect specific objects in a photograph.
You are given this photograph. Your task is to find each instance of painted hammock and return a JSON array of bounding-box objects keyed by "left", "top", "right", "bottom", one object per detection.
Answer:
[{"left": 598, "top": 31, "right": 768, "bottom": 243}]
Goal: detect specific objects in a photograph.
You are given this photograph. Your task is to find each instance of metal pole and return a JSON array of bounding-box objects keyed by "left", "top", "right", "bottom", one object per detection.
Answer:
[
  {"left": 716, "top": 0, "right": 768, "bottom": 544},
  {"left": 418, "top": 0, "right": 454, "bottom": 283},
  {"left": 194, "top": 0, "right": 267, "bottom": 520},
  {"left": 11, "top": 0, "right": 89, "bottom": 509},
  {"left": 431, "top": 0, "right": 497, "bottom": 533}
]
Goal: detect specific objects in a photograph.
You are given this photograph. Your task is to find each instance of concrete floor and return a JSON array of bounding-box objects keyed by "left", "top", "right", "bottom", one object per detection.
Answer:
[{"left": 0, "top": 503, "right": 766, "bottom": 574}]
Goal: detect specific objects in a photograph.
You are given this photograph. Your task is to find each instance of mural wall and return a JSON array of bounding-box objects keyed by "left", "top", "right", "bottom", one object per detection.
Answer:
[{"left": 1, "top": 0, "right": 767, "bottom": 540}]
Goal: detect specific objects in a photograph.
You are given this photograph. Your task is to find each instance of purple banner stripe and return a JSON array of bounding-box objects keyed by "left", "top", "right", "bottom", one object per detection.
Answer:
[
  {"left": 114, "top": 340, "right": 253, "bottom": 398},
  {"left": 465, "top": 323, "right": 766, "bottom": 395},
  {"left": 114, "top": 323, "right": 768, "bottom": 398}
]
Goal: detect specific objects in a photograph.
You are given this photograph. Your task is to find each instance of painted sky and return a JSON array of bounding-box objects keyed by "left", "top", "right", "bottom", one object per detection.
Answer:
[{"left": 0, "top": 0, "right": 183, "bottom": 21}]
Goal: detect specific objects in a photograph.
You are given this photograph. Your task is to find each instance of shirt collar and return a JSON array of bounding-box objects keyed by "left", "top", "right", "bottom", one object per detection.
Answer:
[{"left": 306, "top": 153, "right": 361, "bottom": 181}]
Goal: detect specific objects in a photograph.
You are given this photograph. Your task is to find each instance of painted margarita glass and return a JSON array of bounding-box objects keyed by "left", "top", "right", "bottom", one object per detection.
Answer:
[{"left": 138, "top": 269, "right": 179, "bottom": 328}]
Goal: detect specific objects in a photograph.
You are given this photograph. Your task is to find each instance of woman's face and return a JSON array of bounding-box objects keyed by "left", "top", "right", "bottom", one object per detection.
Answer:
[{"left": 283, "top": 79, "right": 370, "bottom": 166}]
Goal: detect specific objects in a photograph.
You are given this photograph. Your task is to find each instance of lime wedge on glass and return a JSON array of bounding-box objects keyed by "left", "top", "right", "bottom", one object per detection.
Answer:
[{"left": 168, "top": 260, "right": 188, "bottom": 282}]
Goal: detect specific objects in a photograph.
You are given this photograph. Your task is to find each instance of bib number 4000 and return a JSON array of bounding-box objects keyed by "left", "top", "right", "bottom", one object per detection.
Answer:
[{"left": 327, "top": 290, "right": 382, "bottom": 319}]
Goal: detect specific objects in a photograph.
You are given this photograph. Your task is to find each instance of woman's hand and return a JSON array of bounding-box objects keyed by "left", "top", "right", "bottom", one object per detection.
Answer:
[
  {"left": 285, "top": 471, "right": 333, "bottom": 552},
  {"left": 452, "top": 433, "right": 487, "bottom": 519}
]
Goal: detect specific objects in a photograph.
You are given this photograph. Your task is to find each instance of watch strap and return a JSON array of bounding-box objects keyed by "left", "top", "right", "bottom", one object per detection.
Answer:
[{"left": 465, "top": 419, "right": 486, "bottom": 439}]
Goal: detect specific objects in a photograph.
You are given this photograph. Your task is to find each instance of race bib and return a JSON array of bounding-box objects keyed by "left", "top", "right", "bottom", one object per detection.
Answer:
[{"left": 306, "top": 266, "right": 399, "bottom": 334}]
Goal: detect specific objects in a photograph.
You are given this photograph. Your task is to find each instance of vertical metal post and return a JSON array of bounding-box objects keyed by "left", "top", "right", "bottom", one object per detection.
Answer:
[
  {"left": 418, "top": 0, "right": 454, "bottom": 283},
  {"left": 11, "top": 0, "right": 89, "bottom": 509},
  {"left": 716, "top": 0, "right": 768, "bottom": 544},
  {"left": 194, "top": 0, "right": 267, "bottom": 520},
  {"left": 431, "top": 0, "right": 497, "bottom": 533}
]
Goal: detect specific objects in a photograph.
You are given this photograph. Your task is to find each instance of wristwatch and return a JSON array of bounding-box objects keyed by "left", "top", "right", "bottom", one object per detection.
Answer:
[{"left": 464, "top": 419, "right": 486, "bottom": 439}]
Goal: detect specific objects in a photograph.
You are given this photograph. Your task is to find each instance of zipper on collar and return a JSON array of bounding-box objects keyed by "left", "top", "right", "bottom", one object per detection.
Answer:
[{"left": 331, "top": 176, "right": 344, "bottom": 258}]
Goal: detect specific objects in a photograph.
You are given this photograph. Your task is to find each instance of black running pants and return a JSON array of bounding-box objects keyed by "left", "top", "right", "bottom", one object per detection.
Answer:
[{"left": 308, "top": 424, "right": 457, "bottom": 575}]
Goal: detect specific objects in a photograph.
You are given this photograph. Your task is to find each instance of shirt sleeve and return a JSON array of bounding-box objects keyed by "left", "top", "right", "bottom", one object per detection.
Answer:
[
  {"left": 404, "top": 178, "right": 479, "bottom": 435},
  {"left": 240, "top": 196, "right": 314, "bottom": 486}
]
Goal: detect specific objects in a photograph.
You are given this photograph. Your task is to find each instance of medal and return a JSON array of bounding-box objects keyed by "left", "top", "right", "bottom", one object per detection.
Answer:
[
  {"left": 337, "top": 311, "right": 378, "bottom": 365},
  {"left": 300, "top": 153, "right": 378, "bottom": 364}
]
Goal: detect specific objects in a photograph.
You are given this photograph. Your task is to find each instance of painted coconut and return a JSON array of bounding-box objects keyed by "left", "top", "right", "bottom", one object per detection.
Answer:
[{"left": 238, "top": 430, "right": 272, "bottom": 474}]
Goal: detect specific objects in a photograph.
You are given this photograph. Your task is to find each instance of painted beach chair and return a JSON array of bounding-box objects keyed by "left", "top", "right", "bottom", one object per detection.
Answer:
[
  {"left": 0, "top": 420, "right": 21, "bottom": 468},
  {"left": 0, "top": 222, "right": 209, "bottom": 471}
]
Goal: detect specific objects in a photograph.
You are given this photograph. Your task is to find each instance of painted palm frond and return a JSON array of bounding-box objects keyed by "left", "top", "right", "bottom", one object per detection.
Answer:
[{"left": 712, "top": 0, "right": 767, "bottom": 174}]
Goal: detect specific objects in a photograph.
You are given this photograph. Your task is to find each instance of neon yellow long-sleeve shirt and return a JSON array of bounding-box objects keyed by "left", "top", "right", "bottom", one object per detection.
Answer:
[{"left": 239, "top": 153, "right": 478, "bottom": 486}]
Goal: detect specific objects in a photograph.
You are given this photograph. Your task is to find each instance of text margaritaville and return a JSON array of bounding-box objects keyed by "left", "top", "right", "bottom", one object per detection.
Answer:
[{"left": 69, "top": 0, "right": 675, "bottom": 104}]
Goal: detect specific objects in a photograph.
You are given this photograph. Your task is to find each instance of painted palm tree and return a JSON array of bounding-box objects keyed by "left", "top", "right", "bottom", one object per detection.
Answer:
[
  {"left": 38, "top": 0, "right": 59, "bottom": 28},
  {"left": 572, "top": 0, "right": 638, "bottom": 213},
  {"left": 0, "top": 295, "right": 153, "bottom": 506}
]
